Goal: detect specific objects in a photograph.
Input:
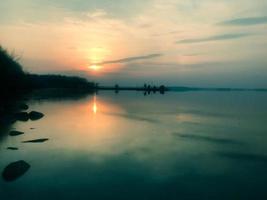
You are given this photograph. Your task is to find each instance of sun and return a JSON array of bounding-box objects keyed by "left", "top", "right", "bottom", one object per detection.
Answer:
[
  {"left": 89, "top": 65, "right": 102, "bottom": 71},
  {"left": 87, "top": 47, "right": 109, "bottom": 71}
]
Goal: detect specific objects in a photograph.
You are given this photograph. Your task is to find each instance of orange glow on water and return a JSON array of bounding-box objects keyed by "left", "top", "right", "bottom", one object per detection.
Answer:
[{"left": 93, "top": 95, "right": 98, "bottom": 114}]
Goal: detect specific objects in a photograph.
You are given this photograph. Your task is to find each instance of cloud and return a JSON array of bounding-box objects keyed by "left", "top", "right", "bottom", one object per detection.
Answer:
[
  {"left": 151, "top": 30, "right": 182, "bottom": 37},
  {"left": 94, "top": 53, "right": 162, "bottom": 65},
  {"left": 218, "top": 16, "right": 267, "bottom": 26},
  {"left": 0, "top": 0, "right": 154, "bottom": 24},
  {"left": 176, "top": 33, "right": 250, "bottom": 44}
]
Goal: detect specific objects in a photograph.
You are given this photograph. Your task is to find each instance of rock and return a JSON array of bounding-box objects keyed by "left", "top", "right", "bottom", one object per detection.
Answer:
[
  {"left": 9, "top": 131, "right": 24, "bottom": 136},
  {"left": 14, "top": 111, "right": 44, "bottom": 121},
  {"left": 14, "top": 112, "right": 29, "bottom": 122},
  {"left": 22, "top": 138, "right": 49, "bottom": 143},
  {"left": 7, "top": 147, "right": 19, "bottom": 150},
  {"left": 19, "top": 103, "right": 29, "bottom": 110},
  {"left": 28, "top": 111, "right": 44, "bottom": 121},
  {"left": 2, "top": 160, "right": 30, "bottom": 181}
]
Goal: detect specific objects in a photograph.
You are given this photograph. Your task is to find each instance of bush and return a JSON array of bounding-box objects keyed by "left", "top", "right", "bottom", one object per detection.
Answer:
[
  {"left": 0, "top": 45, "right": 95, "bottom": 92},
  {"left": 0, "top": 46, "right": 25, "bottom": 90}
]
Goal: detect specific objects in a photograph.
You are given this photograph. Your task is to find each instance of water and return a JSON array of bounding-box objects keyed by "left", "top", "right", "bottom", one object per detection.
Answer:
[{"left": 1, "top": 91, "right": 267, "bottom": 200}]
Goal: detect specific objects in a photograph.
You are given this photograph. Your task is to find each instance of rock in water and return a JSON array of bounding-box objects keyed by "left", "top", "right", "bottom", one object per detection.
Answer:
[
  {"left": 2, "top": 160, "right": 30, "bottom": 181},
  {"left": 22, "top": 138, "right": 49, "bottom": 143},
  {"left": 14, "top": 112, "right": 29, "bottom": 121},
  {"left": 29, "top": 111, "right": 44, "bottom": 121},
  {"left": 7, "top": 147, "right": 19, "bottom": 150},
  {"left": 9, "top": 131, "right": 24, "bottom": 136}
]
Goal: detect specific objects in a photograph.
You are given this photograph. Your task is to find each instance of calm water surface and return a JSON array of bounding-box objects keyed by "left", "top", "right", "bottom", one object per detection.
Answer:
[{"left": 1, "top": 91, "right": 267, "bottom": 200}]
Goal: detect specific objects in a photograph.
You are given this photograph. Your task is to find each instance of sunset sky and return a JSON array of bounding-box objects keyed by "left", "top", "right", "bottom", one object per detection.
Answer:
[{"left": 1, "top": 0, "right": 267, "bottom": 87}]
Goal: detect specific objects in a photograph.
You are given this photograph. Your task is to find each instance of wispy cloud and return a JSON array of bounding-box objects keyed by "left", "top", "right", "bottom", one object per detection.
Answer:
[
  {"left": 218, "top": 16, "right": 267, "bottom": 26},
  {"left": 94, "top": 53, "right": 162, "bottom": 65},
  {"left": 151, "top": 30, "right": 182, "bottom": 37},
  {"left": 176, "top": 33, "right": 250, "bottom": 44}
]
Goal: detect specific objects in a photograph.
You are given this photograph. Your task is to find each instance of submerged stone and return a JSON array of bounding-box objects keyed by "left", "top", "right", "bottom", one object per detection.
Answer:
[
  {"left": 22, "top": 138, "right": 49, "bottom": 143},
  {"left": 9, "top": 131, "right": 24, "bottom": 136},
  {"left": 29, "top": 111, "right": 44, "bottom": 121},
  {"left": 2, "top": 160, "right": 30, "bottom": 182},
  {"left": 14, "top": 112, "right": 29, "bottom": 121},
  {"left": 7, "top": 147, "right": 19, "bottom": 150}
]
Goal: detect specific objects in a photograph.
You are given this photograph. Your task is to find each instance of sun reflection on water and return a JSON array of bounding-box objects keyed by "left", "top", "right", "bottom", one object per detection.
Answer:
[{"left": 93, "top": 95, "right": 98, "bottom": 114}]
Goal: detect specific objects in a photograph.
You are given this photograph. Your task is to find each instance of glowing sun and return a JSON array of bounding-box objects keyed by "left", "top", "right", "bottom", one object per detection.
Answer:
[{"left": 89, "top": 65, "right": 102, "bottom": 71}]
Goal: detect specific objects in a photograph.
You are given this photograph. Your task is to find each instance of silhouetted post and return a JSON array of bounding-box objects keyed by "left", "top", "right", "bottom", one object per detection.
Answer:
[
  {"left": 94, "top": 83, "right": 99, "bottom": 89},
  {"left": 159, "top": 85, "right": 165, "bottom": 94},
  {"left": 153, "top": 86, "right": 157, "bottom": 93},
  {"left": 147, "top": 85, "right": 151, "bottom": 91},
  {"left": 115, "top": 84, "right": 119, "bottom": 93},
  {"left": 144, "top": 84, "right": 147, "bottom": 90}
]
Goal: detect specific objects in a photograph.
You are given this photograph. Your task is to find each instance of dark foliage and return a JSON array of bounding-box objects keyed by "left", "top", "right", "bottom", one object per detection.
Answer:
[
  {"left": 0, "top": 45, "right": 95, "bottom": 93},
  {"left": 25, "top": 74, "right": 94, "bottom": 89},
  {"left": 0, "top": 46, "right": 25, "bottom": 91}
]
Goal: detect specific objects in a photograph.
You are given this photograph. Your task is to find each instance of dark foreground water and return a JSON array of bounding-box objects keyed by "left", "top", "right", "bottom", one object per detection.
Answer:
[{"left": 1, "top": 91, "right": 267, "bottom": 200}]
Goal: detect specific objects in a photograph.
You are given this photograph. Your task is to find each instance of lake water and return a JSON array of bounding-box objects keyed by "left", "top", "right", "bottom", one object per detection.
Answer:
[{"left": 1, "top": 91, "right": 267, "bottom": 200}]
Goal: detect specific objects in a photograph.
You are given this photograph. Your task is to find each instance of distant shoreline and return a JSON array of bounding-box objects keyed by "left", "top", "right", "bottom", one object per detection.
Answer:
[
  {"left": 168, "top": 87, "right": 267, "bottom": 92},
  {"left": 95, "top": 86, "right": 267, "bottom": 92}
]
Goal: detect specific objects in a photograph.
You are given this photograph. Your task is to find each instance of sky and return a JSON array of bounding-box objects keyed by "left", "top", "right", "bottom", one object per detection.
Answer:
[{"left": 1, "top": 0, "right": 267, "bottom": 87}]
